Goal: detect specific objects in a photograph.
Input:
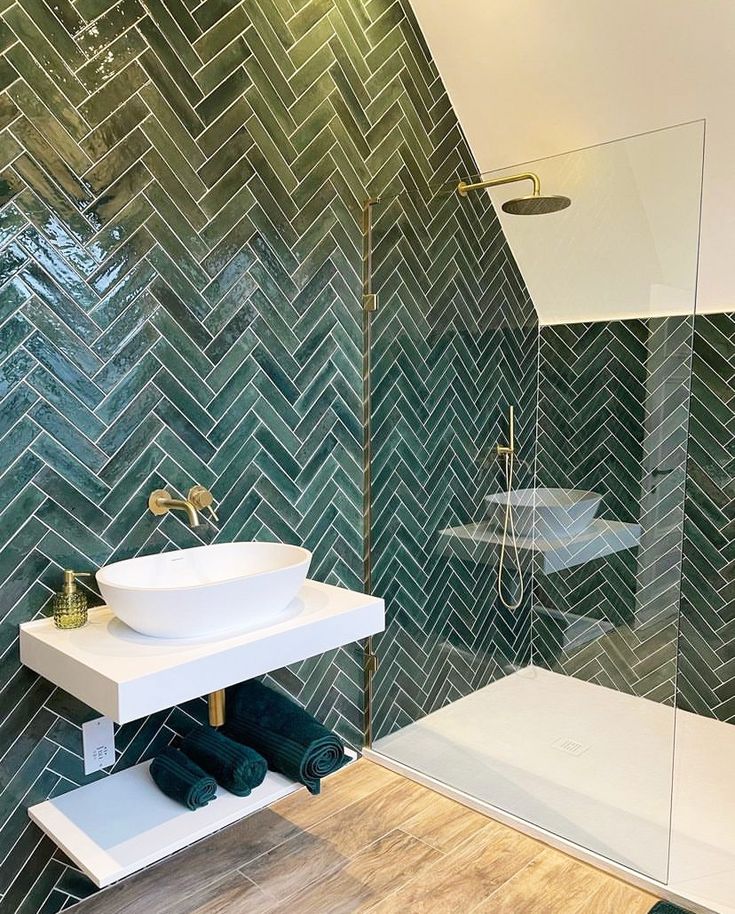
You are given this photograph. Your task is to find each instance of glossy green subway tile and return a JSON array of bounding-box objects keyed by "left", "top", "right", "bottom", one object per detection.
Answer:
[
  {"left": 86, "top": 159, "right": 152, "bottom": 228},
  {"left": 94, "top": 322, "right": 158, "bottom": 394},
  {"left": 195, "top": 66, "right": 251, "bottom": 127},
  {"left": 203, "top": 239, "right": 255, "bottom": 306},
  {"left": 138, "top": 48, "right": 203, "bottom": 138},
  {"left": 20, "top": 256, "right": 98, "bottom": 326},
  {"left": 150, "top": 307, "right": 214, "bottom": 380},
  {"left": 205, "top": 270, "right": 256, "bottom": 337},
  {"left": 13, "top": 189, "right": 99, "bottom": 276},
  {"left": 24, "top": 332, "right": 103, "bottom": 409},
  {"left": 152, "top": 335, "right": 215, "bottom": 400},
  {"left": 84, "top": 128, "right": 151, "bottom": 198},
  {"left": 30, "top": 401, "right": 108, "bottom": 473},
  {"left": 196, "top": 96, "right": 249, "bottom": 158},
  {"left": 0, "top": 94, "right": 19, "bottom": 131},
  {"left": 21, "top": 299, "right": 101, "bottom": 376},
  {"left": 26, "top": 367, "right": 105, "bottom": 441},
  {"left": 149, "top": 278, "right": 212, "bottom": 352},
  {"left": 0, "top": 2, "right": 557, "bottom": 909},
  {"left": 195, "top": 35, "right": 249, "bottom": 96},
  {"left": 93, "top": 349, "right": 160, "bottom": 426},
  {"left": 32, "top": 466, "right": 110, "bottom": 533},
  {"left": 143, "top": 147, "right": 206, "bottom": 230},
  {"left": 154, "top": 396, "right": 215, "bottom": 463},
  {"left": 79, "top": 94, "right": 148, "bottom": 161},
  {"left": 30, "top": 433, "right": 108, "bottom": 502},
  {"left": 198, "top": 182, "right": 255, "bottom": 250},
  {"left": 137, "top": 17, "right": 202, "bottom": 104},
  {"left": 198, "top": 150, "right": 253, "bottom": 219},
  {"left": 89, "top": 226, "right": 155, "bottom": 296},
  {"left": 13, "top": 155, "right": 93, "bottom": 242},
  {"left": 90, "top": 260, "right": 155, "bottom": 330},
  {"left": 76, "top": 0, "right": 145, "bottom": 55},
  {"left": 193, "top": 3, "right": 247, "bottom": 58},
  {"left": 141, "top": 117, "right": 207, "bottom": 199},
  {"left": 3, "top": 6, "right": 87, "bottom": 105},
  {"left": 7, "top": 83, "right": 90, "bottom": 176},
  {"left": 97, "top": 412, "right": 163, "bottom": 486}
]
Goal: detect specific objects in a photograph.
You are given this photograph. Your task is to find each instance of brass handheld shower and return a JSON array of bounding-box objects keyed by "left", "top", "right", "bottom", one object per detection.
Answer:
[{"left": 457, "top": 171, "right": 571, "bottom": 215}]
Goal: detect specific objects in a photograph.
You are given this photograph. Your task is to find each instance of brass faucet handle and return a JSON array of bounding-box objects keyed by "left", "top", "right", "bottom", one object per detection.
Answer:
[{"left": 188, "top": 485, "right": 218, "bottom": 522}]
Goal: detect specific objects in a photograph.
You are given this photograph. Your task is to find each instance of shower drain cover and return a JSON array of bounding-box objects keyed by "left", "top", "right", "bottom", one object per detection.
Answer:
[{"left": 551, "top": 736, "right": 589, "bottom": 757}]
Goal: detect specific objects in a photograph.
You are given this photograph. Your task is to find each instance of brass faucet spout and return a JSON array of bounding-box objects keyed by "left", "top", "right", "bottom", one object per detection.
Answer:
[
  {"left": 148, "top": 489, "right": 202, "bottom": 527},
  {"left": 164, "top": 497, "right": 201, "bottom": 527}
]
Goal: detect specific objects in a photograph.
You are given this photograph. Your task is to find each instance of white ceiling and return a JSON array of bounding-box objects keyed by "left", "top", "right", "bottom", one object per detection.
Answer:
[{"left": 410, "top": 0, "right": 735, "bottom": 324}]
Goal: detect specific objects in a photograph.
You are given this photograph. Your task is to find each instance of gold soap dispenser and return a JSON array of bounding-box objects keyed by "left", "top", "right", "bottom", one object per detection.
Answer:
[{"left": 53, "top": 570, "right": 91, "bottom": 630}]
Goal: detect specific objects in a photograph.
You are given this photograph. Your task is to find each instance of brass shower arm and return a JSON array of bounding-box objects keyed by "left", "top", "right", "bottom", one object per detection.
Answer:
[{"left": 457, "top": 171, "right": 541, "bottom": 198}]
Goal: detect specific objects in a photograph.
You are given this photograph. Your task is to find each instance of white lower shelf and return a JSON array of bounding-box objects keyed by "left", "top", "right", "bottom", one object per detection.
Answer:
[{"left": 29, "top": 750, "right": 357, "bottom": 888}]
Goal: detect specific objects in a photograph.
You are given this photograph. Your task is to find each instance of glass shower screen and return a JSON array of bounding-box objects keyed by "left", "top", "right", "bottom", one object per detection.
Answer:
[{"left": 368, "top": 120, "right": 704, "bottom": 884}]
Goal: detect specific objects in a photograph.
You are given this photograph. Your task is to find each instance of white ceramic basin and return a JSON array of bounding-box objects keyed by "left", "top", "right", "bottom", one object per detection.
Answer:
[
  {"left": 96, "top": 542, "right": 312, "bottom": 639},
  {"left": 485, "top": 487, "right": 602, "bottom": 539}
]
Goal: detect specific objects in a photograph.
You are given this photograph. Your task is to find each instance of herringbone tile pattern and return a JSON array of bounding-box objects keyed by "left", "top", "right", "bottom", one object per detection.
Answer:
[
  {"left": 369, "top": 189, "right": 538, "bottom": 739},
  {"left": 679, "top": 312, "right": 735, "bottom": 724},
  {"left": 534, "top": 317, "right": 693, "bottom": 707},
  {"left": 0, "top": 0, "right": 521, "bottom": 910}
]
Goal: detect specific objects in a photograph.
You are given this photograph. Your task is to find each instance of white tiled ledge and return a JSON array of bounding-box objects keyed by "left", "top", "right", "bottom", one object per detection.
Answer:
[
  {"left": 439, "top": 519, "right": 642, "bottom": 573},
  {"left": 20, "top": 580, "right": 384, "bottom": 724}
]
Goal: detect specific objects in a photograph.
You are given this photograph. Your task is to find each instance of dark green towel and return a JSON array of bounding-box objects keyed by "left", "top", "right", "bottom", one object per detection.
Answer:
[
  {"left": 649, "top": 904, "right": 694, "bottom": 914},
  {"left": 181, "top": 725, "right": 267, "bottom": 796},
  {"left": 224, "top": 679, "right": 347, "bottom": 795},
  {"left": 149, "top": 746, "right": 217, "bottom": 810}
]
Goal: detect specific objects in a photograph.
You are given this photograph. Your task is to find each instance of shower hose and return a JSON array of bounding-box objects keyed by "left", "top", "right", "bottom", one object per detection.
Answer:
[{"left": 497, "top": 451, "right": 524, "bottom": 610}]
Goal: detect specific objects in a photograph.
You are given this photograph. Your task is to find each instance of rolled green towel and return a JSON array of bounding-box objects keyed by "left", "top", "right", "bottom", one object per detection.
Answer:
[
  {"left": 224, "top": 679, "right": 347, "bottom": 795},
  {"left": 149, "top": 746, "right": 217, "bottom": 810},
  {"left": 181, "top": 725, "right": 267, "bottom": 797}
]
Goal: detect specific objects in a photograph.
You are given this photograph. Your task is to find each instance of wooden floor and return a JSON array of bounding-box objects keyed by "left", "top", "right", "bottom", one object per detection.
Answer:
[{"left": 71, "top": 759, "right": 659, "bottom": 914}]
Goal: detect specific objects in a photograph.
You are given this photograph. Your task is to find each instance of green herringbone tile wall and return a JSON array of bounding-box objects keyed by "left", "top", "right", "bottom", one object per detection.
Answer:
[
  {"left": 534, "top": 317, "right": 693, "bottom": 707},
  {"left": 0, "top": 1, "right": 533, "bottom": 910},
  {"left": 369, "top": 191, "right": 538, "bottom": 739},
  {"left": 679, "top": 312, "right": 735, "bottom": 725}
]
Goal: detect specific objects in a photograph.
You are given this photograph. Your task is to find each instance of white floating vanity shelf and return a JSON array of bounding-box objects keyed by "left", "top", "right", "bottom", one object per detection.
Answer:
[
  {"left": 20, "top": 579, "right": 381, "bottom": 889},
  {"left": 20, "top": 580, "right": 384, "bottom": 724}
]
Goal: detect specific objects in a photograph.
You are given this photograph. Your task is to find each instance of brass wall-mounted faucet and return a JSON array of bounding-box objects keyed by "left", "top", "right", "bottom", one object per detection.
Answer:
[{"left": 148, "top": 485, "right": 218, "bottom": 528}]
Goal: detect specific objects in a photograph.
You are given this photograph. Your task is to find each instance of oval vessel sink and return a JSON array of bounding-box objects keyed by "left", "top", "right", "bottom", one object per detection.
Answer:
[
  {"left": 96, "top": 542, "right": 312, "bottom": 639},
  {"left": 485, "top": 487, "right": 602, "bottom": 539}
]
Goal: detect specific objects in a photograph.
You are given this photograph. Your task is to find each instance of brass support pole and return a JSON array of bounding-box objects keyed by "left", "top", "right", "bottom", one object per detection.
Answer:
[
  {"left": 362, "top": 197, "right": 380, "bottom": 748},
  {"left": 208, "top": 689, "right": 226, "bottom": 727}
]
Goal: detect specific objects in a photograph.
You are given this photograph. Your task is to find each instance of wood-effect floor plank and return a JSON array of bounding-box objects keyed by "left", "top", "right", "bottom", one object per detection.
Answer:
[
  {"left": 363, "top": 821, "right": 544, "bottom": 913},
  {"left": 575, "top": 874, "right": 658, "bottom": 913},
  {"left": 168, "top": 872, "right": 275, "bottom": 914},
  {"left": 241, "top": 776, "right": 433, "bottom": 900},
  {"left": 399, "top": 790, "right": 494, "bottom": 852},
  {"left": 263, "top": 829, "right": 443, "bottom": 914},
  {"left": 68, "top": 808, "right": 300, "bottom": 914},
  {"left": 271, "top": 759, "right": 402, "bottom": 831},
  {"left": 472, "top": 847, "right": 621, "bottom": 914}
]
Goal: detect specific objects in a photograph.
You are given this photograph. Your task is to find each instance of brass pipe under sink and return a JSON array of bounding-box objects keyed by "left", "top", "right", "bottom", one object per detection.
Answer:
[{"left": 208, "top": 690, "right": 226, "bottom": 727}]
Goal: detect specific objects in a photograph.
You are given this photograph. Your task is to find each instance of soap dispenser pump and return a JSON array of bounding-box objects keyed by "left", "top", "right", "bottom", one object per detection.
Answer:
[{"left": 53, "top": 570, "right": 91, "bottom": 630}]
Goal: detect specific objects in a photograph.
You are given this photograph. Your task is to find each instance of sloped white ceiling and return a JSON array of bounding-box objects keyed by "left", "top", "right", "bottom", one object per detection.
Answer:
[{"left": 410, "top": 0, "right": 734, "bottom": 324}]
